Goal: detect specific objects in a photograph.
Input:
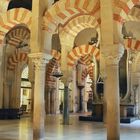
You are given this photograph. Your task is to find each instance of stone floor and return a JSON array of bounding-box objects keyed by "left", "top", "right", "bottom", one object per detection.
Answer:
[{"left": 0, "top": 114, "right": 140, "bottom": 140}]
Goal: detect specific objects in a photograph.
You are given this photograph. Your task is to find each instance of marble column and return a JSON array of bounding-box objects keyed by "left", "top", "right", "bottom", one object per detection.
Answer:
[
  {"left": 0, "top": 65, "right": 4, "bottom": 108},
  {"left": 61, "top": 70, "right": 71, "bottom": 124},
  {"left": 103, "top": 76, "right": 107, "bottom": 123},
  {"left": 0, "top": 31, "right": 5, "bottom": 108},
  {"left": 56, "top": 79, "right": 60, "bottom": 114},
  {"left": 63, "top": 84, "right": 69, "bottom": 124},
  {"left": 133, "top": 73, "right": 140, "bottom": 117},
  {"left": 45, "top": 87, "right": 51, "bottom": 114},
  {"left": 29, "top": 53, "right": 52, "bottom": 140},
  {"left": 71, "top": 66, "right": 78, "bottom": 113},
  {"left": 78, "top": 85, "right": 84, "bottom": 112},
  {"left": 30, "top": 81, "right": 34, "bottom": 118},
  {"left": 103, "top": 48, "right": 123, "bottom": 140},
  {"left": 28, "top": 59, "right": 35, "bottom": 116},
  {"left": 12, "top": 63, "right": 21, "bottom": 108},
  {"left": 138, "top": 78, "right": 140, "bottom": 117},
  {"left": 50, "top": 88, "right": 55, "bottom": 114},
  {"left": 52, "top": 88, "right": 57, "bottom": 114},
  {"left": 3, "top": 82, "right": 11, "bottom": 108}
]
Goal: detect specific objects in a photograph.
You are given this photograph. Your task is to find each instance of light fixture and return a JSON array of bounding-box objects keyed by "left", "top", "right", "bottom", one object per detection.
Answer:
[
  {"left": 51, "top": 62, "right": 63, "bottom": 78},
  {"left": 88, "top": 37, "right": 98, "bottom": 45},
  {"left": 52, "top": 71, "right": 63, "bottom": 78},
  {"left": 16, "top": 40, "right": 28, "bottom": 49},
  {"left": 88, "top": 32, "right": 98, "bottom": 45},
  {"left": 122, "top": 24, "right": 136, "bottom": 39},
  {"left": 51, "top": 24, "right": 62, "bottom": 78},
  {"left": 97, "top": 74, "right": 103, "bottom": 84}
]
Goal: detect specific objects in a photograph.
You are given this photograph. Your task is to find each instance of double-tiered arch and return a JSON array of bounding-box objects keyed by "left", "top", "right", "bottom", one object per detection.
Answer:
[
  {"left": 0, "top": 8, "right": 31, "bottom": 44},
  {"left": 43, "top": 0, "right": 100, "bottom": 32},
  {"left": 59, "top": 15, "right": 100, "bottom": 51},
  {"left": 43, "top": 0, "right": 101, "bottom": 60},
  {"left": 114, "top": 0, "right": 140, "bottom": 23},
  {"left": 113, "top": 0, "right": 140, "bottom": 39},
  {"left": 67, "top": 44, "right": 99, "bottom": 80}
]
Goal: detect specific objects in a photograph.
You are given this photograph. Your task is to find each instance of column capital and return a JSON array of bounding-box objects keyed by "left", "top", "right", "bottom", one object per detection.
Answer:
[
  {"left": 28, "top": 53, "right": 52, "bottom": 70},
  {"left": 61, "top": 69, "right": 72, "bottom": 86},
  {"left": 101, "top": 44, "right": 124, "bottom": 65}
]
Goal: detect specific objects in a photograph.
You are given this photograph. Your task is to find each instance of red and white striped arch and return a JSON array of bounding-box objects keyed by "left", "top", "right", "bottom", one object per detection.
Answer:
[
  {"left": 81, "top": 67, "right": 88, "bottom": 81},
  {"left": 59, "top": 15, "right": 100, "bottom": 51},
  {"left": 43, "top": 0, "right": 100, "bottom": 32},
  {"left": 128, "top": 6, "right": 140, "bottom": 21},
  {"left": 67, "top": 44, "right": 100, "bottom": 67},
  {"left": 114, "top": 0, "right": 140, "bottom": 24},
  {"left": 6, "top": 26, "right": 30, "bottom": 47},
  {"left": 80, "top": 62, "right": 95, "bottom": 81},
  {"left": 112, "top": 0, "right": 140, "bottom": 43},
  {"left": 124, "top": 38, "right": 140, "bottom": 51},
  {"left": 79, "top": 54, "right": 92, "bottom": 65},
  {"left": 46, "top": 58, "right": 57, "bottom": 76},
  {"left": 0, "top": 8, "right": 32, "bottom": 44},
  {"left": 60, "top": 15, "right": 100, "bottom": 38},
  {"left": 46, "top": 58, "right": 58, "bottom": 87},
  {"left": 7, "top": 52, "right": 28, "bottom": 70},
  {"left": 87, "top": 63, "right": 94, "bottom": 80}
]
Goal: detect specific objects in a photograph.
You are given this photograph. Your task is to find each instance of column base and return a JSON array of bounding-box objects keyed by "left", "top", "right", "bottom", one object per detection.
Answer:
[{"left": 33, "top": 132, "right": 45, "bottom": 140}]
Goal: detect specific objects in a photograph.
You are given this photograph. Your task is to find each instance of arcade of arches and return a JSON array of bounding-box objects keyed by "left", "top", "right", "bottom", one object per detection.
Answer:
[{"left": 1, "top": 0, "right": 140, "bottom": 140}]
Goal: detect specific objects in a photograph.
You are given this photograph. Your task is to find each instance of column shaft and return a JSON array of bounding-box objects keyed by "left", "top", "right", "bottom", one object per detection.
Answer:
[
  {"left": 10, "top": 64, "right": 21, "bottom": 108},
  {"left": 138, "top": 82, "right": 140, "bottom": 116},
  {"left": 33, "top": 64, "right": 46, "bottom": 140},
  {"left": 72, "top": 67, "right": 78, "bottom": 113},
  {"left": 0, "top": 66, "right": 4, "bottom": 108},
  {"left": 103, "top": 77, "right": 107, "bottom": 123},
  {"left": 50, "top": 89, "right": 54, "bottom": 114},
  {"left": 29, "top": 53, "right": 52, "bottom": 140},
  {"left": 45, "top": 88, "right": 50, "bottom": 114},
  {"left": 31, "top": 82, "right": 34, "bottom": 119},
  {"left": 79, "top": 88, "right": 83, "bottom": 111},
  {"left": 63, "top": 86, "right": 69, "bottom": 125},
  {"left": 53, "top": 89, "right": 56, "bottom": 113},
  {"left": 106, "top": 63, "right": 120, "bottom": 140},
  {"left": 56, "top": 79, "right": 60, "bottom": 114},
  {"left": 3, "top": 82, "right": 10, "bottom": 108}
]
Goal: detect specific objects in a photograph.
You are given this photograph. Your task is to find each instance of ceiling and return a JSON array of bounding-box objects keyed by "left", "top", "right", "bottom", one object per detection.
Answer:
[{"left": 8, "top": 0, "right": 32, "bottom": 11}]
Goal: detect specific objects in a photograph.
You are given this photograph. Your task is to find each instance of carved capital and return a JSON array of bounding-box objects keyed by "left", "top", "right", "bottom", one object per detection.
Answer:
[
  {"left": 101, "top": 44, "right": 124, "bottom": 65},
  {"left": 28, "top": 53, "right": 52, "bottom": 70}
]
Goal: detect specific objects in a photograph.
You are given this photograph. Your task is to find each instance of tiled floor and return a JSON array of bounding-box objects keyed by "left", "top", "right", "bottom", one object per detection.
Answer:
[{"left": 0, "top": 114, "right": 140, "bottom": 140}]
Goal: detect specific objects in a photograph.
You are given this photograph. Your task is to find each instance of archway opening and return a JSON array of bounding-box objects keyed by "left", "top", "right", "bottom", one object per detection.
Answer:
[{"left": 20, "top": 66, "right": 32, "bottom": 114}]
